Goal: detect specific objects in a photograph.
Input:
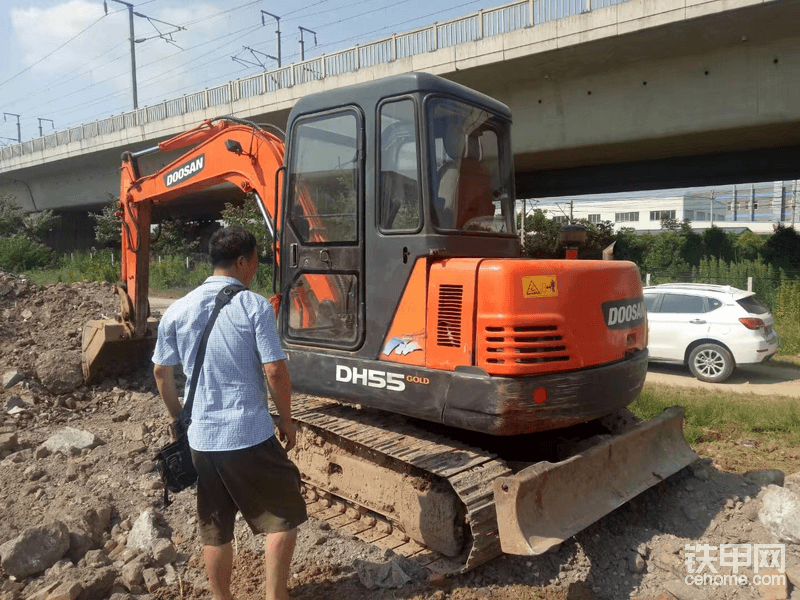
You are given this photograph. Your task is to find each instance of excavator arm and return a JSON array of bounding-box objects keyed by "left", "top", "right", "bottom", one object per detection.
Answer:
[
  {"left": 118, "top": 119, "right": 285, "bottom": 339},
  {"left": 82, "top": 118, "right": 335, "bottom": 380}
]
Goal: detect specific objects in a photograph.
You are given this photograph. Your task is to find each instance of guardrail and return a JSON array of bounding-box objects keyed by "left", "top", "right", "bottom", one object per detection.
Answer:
[{"left": 0, "top": 0, "right": 629, "bottom": 165}]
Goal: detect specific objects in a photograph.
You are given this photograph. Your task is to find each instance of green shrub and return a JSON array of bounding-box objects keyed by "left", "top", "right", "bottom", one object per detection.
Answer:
[
  {"left": 0, "top": 235, "right": 57, "bottom": 272},
  {"left": 775, "top": 281, "right": 800, "bottom": 354},
  {"left": 149, "top": 256, "right": 212, "bottom": 292}
]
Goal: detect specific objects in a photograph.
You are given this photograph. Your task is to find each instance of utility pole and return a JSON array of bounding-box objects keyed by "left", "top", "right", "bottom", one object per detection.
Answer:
[
  {"left": 37, "top": 118, "right": 54, "bottom": 137},
  {"left": 732, "top": 184, "right": 738, "bottom": 222},
  {"left": 710, "top": 191, "right": 714, "bottom": 225},
  {"left": 793, "top": 180, "right": 797, "bottom": 227},
  {"left": 569, "top": 200, "right": 574, "bottom": 223},
  {"left": 104, "top": 0, "right": 139, "bottom": 109},
  {"left": 3, "top": 113, "right": 21, "bottom": 142},
  {"left": 298, "top": 26, "right": 317, "bottom": 61},
  {"left": 261, "top": 11, "right": 281, "bottom": 68}
]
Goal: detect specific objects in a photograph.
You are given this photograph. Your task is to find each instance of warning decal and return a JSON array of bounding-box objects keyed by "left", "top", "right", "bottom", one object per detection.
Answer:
[{"left": 522, "top": 276, "right": 558, "bottom": 298}]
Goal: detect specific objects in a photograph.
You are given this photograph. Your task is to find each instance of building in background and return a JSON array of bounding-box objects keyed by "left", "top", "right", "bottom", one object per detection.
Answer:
[{"left": 521, "top": 181, "right": 799, "bottom": 234}]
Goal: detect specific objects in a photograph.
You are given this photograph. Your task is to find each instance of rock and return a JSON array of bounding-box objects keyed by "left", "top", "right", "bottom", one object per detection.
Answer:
[
  {"left": 42, "top": 428, "right": 102, "bottom": 456},
  {"left": 689, "top": 459, "right": 712, "bottom": 482},
  {"left": 0, "top": 432, "right": 18, "bottom": 453},
  {"left": 2, "top": 370, "right": 24, "bottom": 389},
  {"left": 127, "top": 511, "right": 162, "bottom": 551},
  {"left": 0, "top": 521, "right": 70, "bottom": 578},
  {"left": 44, "top": 580, "right": 83, "bottom": 600},
  {"left": 162, "top": 564, "right": 178, "bottom": 586},
  {"left": 35, "top": 445, "right": 50, "bottom": 459},
  {"left": 429, "top": 572, "right": 448, "bottom": 586},
  {"left": 120, "top": 561, "right": 145, "bottom": 590},
  {"left": 142, "top": 569, "right": 161, "bottom": 593},
  {"left": 628, "top": 551, "right": 646, "bottom": 573},
  {"left": 150, "top": 539, "right": 176, "bottom": 566},
  {"left": 743, "top": 500, "right": 760, "bottom": 522},
  {"left": 83, "top": 550, "right": 110, "bottom": 568},
  {"left": 663, "top": 578, "right": 706, "bottom": 600},
  {"left": 759, "top": 485, "right": 800, "bottom": 544},
  {"left": 36, "top": 350, "right": 83, "bottom": 395},
  {"left": 786, "top": 565, "right": 800, "bottom": 588},
  {"left": 24, "top": 582, "right": 61, "bottom": 600},
  {"left": 111, "top": 410, "right": 130, "bottom": 423},
  {"left": 20, "top": 309, "right": 33, "bottom": 320},
  {"left": 67, "top": 529, "right": 92, "bottom": 563},
  {"left": 4, "top": 396, "right": 27, "bottom": 412},
  {"left": 78, "top": 566, "right": 118, "bottom": 600},
  {"left": 653, "top": 553, "right": 684, "bottom": 578},
  {"left": 756, "top": 567, "right": 788, "bottom": 600},
  {"left": 745, "top": 469, "right": 786, "bottom": 488}
]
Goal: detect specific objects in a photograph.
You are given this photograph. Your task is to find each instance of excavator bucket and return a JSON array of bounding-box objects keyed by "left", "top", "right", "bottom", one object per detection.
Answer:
[
  {"left": 494, "top": 406, "right": 696, "bottom": 555},
  {"left": 81, "top": 318, "right": 159, "bottom": 383}
]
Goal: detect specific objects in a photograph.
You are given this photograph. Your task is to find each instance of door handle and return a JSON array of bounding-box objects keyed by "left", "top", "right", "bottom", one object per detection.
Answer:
[
  {"left": 290, "top": 243, "right": 298, "bottom": 268},
  {"left": 690, "top": 319, "right": 706, "bottom": 324}
]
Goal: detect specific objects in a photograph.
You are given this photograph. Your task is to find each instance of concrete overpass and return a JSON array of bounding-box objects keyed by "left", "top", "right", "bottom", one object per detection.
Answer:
[{"left": 1, "top": 0, "right": 799, "bottom": 243}]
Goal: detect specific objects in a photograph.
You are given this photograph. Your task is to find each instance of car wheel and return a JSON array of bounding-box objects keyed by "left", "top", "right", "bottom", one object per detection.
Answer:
[{"left": 688, "top": 343, "right": 734, "bottom": 383}]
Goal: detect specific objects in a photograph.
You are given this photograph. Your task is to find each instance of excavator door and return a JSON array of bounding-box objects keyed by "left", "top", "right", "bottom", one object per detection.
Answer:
[{"left": 279, "top": 108, "right": 364, "bottom": 349}]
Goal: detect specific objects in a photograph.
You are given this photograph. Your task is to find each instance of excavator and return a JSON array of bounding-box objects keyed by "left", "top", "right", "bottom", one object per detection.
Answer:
[{"left": 82, "top": 72, "right": 695, "bottom": 573}]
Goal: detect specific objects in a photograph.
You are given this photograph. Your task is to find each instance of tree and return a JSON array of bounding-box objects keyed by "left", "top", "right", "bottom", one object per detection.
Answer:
[
  {"left": 734, "top": 230, "right": 766, "bottom": 261},
  {"left": 0, "top": 194, "right": 60, "bottom": 240},
  {"left": 0, "top": 194, "right": 60, "bottom": 272},
  {"left": 91, "top": 195, "right": 122, "bottom": 248},
  {"left": 220, "top": 194, "right": 274, "bottom": 261},
  {"left": 520, "top": 209, "right": 561, "bottom": 258},
  {"left": 760, "top": 225, "right": 800, "bottom": 272},
  {"left": 701, "top": 225, "right": 735, "bottom": 262}
]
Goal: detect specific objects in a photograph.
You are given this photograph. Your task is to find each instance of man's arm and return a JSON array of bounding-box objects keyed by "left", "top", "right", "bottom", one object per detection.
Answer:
[
  {"left": 263, "top": 360, "right": 296, "bottom": 451},
  {"left": 153, "top": 364, "right": 182, "bottom": 424}
]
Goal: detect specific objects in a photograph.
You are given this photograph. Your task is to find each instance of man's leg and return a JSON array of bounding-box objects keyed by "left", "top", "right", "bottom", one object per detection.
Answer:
[
  {"left": 264, "top": 528, "right": 297, "bottom": 600},
  {"left": 205, "top": 542, "right": 234, "bottom": 600}
]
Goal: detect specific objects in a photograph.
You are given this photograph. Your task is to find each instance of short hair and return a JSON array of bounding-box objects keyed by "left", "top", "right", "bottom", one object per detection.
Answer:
[{"left": 209, "top": 226, "right": 257, "bottom": 268}]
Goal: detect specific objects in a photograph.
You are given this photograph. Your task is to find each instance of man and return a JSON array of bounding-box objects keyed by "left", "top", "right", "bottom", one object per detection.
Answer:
[{"left": 152, "top": 226, "right": 307, "bottom": 600}]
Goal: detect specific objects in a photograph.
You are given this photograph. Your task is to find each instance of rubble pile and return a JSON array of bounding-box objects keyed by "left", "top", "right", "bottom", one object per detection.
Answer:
[{"left": 0, "top": 272, "right": 798, "bottom": 600}]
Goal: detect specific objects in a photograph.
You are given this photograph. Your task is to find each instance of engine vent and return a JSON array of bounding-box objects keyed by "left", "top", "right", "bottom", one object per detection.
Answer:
[
  {"left": 482, "top": 324, "right": 569, "bottom": 365},
  {"left": 436, "top": 285, "right": 463, "bottom": 347}
]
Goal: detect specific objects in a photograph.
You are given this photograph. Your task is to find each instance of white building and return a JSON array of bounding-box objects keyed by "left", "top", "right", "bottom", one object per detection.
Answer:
[{"left": 521, "top": 182, "right": 800, "bottom": 235}]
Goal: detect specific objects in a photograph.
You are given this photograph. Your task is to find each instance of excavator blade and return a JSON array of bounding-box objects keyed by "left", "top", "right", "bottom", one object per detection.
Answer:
[
  {"left": 494, "top": 406, "right": 696, "bottom": 555},
  {"left": 81, "top": 319, "right": 159, "bottom": 383}
]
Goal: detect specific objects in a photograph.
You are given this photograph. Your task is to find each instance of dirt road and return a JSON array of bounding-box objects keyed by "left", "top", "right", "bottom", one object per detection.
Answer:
[{"left": 646, "top": 361, "right": 800, "bottom": 397}]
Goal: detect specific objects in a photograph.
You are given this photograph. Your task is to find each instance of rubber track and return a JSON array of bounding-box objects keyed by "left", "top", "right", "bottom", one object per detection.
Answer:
[{"left": 287, "top": 394, "right": 513, "bottom": 574}]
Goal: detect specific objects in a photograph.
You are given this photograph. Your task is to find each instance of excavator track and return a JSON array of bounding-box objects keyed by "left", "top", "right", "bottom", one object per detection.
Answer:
[{"left": 282, "top": 394, "right": 512, "bottom": 574}]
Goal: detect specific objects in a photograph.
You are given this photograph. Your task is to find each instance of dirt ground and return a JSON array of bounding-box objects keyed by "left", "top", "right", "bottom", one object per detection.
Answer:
[{"left": 2, "top": 272, "right": 799, "bottom": 600}]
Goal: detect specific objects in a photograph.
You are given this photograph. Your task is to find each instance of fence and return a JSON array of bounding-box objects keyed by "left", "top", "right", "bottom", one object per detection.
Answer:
[{"left": 0, "top": 0, "right": 630, "bottom": 164}]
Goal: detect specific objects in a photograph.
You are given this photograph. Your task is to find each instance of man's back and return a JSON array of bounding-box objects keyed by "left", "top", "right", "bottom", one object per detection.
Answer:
[{"left": 152, "top": 275, "right": 285, "bottom": 452}]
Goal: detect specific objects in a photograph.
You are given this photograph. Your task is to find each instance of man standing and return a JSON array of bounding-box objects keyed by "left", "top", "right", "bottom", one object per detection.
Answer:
[{"left": 153, "top": 226, "right": 306, "bottom": 600}]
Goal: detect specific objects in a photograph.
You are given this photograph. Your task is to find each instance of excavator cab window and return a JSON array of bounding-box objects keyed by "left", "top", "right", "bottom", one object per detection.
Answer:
[
  {"left": 288, "top": 111, "right": 359, "bottom": 244},
  {"left": 379, "top": 99, "right": 421, "bottom": 232},
  {"left": 427, "top": 98, "right": 514, "bottom": 235}
]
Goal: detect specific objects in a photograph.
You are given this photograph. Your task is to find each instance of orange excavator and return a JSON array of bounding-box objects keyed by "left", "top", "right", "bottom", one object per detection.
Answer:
[{"left": 82, "top": 73, "right": 695, "bottom": 573}]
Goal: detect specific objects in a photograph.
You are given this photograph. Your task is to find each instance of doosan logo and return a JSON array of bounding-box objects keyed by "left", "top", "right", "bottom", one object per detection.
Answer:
[
  {"left": 336, "top": 365, "right": 405, "bottom": 391},
  {"left": 602, "top": 297, "right": 646, "bottom": 330},
  {"left": 164, "top": 154, "right": 205, "bottom": 188}
]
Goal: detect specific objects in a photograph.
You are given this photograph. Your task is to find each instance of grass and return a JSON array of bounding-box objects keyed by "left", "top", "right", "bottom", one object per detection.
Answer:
[{"left": 631, "top": 384, "right": 800, "bottom": 474}]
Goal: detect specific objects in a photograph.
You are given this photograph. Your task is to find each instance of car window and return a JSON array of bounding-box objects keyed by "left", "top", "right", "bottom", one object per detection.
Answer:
[
  {"left": 737, "top": 296, "right": 768, "bottom": 314},
  {"left": 659, "top": 293, "right": 705, "bottom": 314},
  {"left": 644, "top": 294, "right": 659, "bottom": 312},
  {"left": 708, "top": 298, "right": 723, "bottom": 311}
]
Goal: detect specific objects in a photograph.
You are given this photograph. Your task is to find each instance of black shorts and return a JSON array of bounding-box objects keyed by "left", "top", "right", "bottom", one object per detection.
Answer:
[{"left": 191, "top": 437, "right": 308, "bottom": 546}]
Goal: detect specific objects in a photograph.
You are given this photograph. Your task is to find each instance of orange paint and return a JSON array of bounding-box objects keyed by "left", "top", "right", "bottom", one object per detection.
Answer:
[{"left": 381, "top": 258, "right": 427, "bottom": 366}]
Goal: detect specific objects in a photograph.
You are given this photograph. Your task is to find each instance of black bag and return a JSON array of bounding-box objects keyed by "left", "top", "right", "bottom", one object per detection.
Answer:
[{"left": 154, "top": 284, "right": 244, "bottom": 505}]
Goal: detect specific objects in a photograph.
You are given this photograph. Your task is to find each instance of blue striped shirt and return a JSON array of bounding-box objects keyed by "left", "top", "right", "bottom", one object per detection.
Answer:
[{"left": 152, "top": 276, "right": 286, "bottom": 452}]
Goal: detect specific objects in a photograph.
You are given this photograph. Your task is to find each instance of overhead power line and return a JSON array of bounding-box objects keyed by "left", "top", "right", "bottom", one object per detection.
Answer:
[{"left": 0, "top": 12, "right": 109, "bottom": 89}]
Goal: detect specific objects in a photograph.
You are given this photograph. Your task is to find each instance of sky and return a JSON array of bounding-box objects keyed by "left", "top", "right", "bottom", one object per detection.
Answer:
[{"left": 0, "top": 0, "right": 488, "bottom": 144}]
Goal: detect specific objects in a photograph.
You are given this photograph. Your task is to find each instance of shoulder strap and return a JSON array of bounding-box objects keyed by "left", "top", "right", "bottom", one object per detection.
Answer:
[{"left": 181, "top": 284, "right": 245, "bottom": 423}]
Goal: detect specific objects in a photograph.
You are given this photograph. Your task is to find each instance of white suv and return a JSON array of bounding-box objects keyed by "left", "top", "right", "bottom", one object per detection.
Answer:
[{"left": 643, "top": 283, "right": 778, "bottom": 383}]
